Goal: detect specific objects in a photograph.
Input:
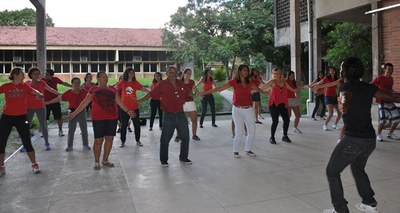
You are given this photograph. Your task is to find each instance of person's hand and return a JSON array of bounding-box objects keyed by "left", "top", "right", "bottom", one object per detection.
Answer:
[
  {"left": 127, "top": 110, "right": 136, "bottom": 118},
  {"left": 67, "top": 112, "right": 76, "bottom": 121}
]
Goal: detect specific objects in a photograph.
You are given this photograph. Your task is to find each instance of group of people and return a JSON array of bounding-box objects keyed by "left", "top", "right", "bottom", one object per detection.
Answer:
[{"left": 1, "top": 58, "right": 400, "bottom": 213}]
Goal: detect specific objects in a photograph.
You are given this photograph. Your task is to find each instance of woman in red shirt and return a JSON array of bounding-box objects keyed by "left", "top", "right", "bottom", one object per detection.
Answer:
[
  {"left": 68, "top": 71, "right": 134, "bottom": 170},
  {"left": 81, "top": 73, "right": 95, "bottom": 115},
  {"left": 201, "top": 65, "right": 266, "bottom": 158},
  {"left": 286, "top": 71, "right": 302, "bottom": 133},
  {"left": 115, "top": 67, "right": 149, "bottom": 147},
  {"left": 261, "top": 67, "right": 296, "bottom": 144},
  {"left": 149, "top": 72, "right": 163, "bottom": 131},
  {"left": 182, "top": 68, "right": 201, "bottom": 140},
  {"left": 250, "top": 68, "right": 264, "bottom": 124},
  {"left": 46, "top": 77, "right": 90, "bottom": 152},
  {"left": 0, "top": 67, "right": 44, "bottom": 176},
  {"left": 196, "top": 68, "right": 217, "bottom": 128},
  {"left": 25, "top": 67, "right": 60, "bottom": 151}
]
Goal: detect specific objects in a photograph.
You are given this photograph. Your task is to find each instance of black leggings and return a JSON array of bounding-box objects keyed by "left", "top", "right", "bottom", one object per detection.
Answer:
[
  {"left": 150, "top": 99, "right": 163, "bottom": 128},
  {"left": 269, "top": 103, "right": 290, "bottom": 139},
  {"left": 312, "top": 94, "right": 326, "bottom": 118},
  {"left": 0, "top": 114, "right": 34, "bottom": 154},
  {"left": 119, "top": 108, "right": 141, "bottom": 142},
  {"left": 200, "top": 94, "right": 216, "bottom": 125}
]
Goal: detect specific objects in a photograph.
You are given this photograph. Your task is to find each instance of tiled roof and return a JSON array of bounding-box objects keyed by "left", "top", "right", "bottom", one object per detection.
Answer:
[{"left": 0, "top": 26, "right": 164, "bottom": 47}]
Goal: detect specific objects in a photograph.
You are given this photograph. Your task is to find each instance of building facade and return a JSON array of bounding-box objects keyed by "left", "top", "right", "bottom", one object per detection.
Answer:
[{"left": 0, "top": 26, "right": 180, "bottom": 79}]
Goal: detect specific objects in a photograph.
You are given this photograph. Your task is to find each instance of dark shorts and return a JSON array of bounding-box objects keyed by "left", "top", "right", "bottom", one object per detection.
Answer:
[
  {"left": 325, "top": 96, "right": 338, "bottom": 105},
  {"left": 46, "top": 102, "right": 62, "bottom": 120},
  {"left": 252, "top": 92, "right": 261, "bottom": 102},
  {"left": 92, "top": 120, "right": 118, "bottom": 138}
]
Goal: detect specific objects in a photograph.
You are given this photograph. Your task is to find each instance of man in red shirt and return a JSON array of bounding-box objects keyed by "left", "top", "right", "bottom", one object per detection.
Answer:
[
  {"left": 136, "top": 66, "right": 192, "bottom": 167},
  {"left": 371, "top": 63, "right": 400, "bottom": 141},
  {"left": 43, "top": 69, "right": 71, "bottom": 137}
]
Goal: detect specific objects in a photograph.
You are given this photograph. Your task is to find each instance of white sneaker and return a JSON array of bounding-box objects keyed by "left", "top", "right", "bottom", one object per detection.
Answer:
[
  {"left": 376, "top": 134, "right": 383, "bottom": 142},
  {"left": 387, "top": 132, "right": 400, "bottom": 140},
  {"left": 332, "top": 124, "right": 341, "bottom": 130},
  {"left": 323, "top": 125, "right": 328, "bottom": 131},
  {"left": 293, "top": 128, "right": 302, "bottom": 133},
  {"left": 58, "top": 130, "right": 65, "bottom": 137},
  {"left": 323, "top": 208, "right": 338, "bottom": 213},
  {"left": 355, "top": 202, "right": 378, "bottom": 213}
]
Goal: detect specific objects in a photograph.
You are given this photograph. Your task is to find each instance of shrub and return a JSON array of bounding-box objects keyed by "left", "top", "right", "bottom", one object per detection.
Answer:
[{"left": 213, "top": 68, "right": 226, "bottom": 82}]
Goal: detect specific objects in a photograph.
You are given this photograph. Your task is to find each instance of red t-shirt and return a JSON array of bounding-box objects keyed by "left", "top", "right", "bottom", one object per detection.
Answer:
[
  {"left": 228, "top": 79, "right": 253, "bottom": 106},
  {"left": 371, "top": 75, "right": 393, "bottom": 103},
  {"left": 89, "top": 86, "right": 118, "bottom": 121},
  {"left": 116, "top": 80, "right": 143, "bottom": 110},
  {"left": 322, "top": 77, "right": 337, "bottom": 97},
  {"left": 251, "top": 79, "right": 261, "bottom": 87},
  {"left": 183, "top": 79, "right": 195, "bottom": 102},
  {"left": 62, "top": 89, "right": 88, "bottom": 110},
  {"left": 0, "top": 82, "right": 34, "bottom": 116},
  {"left": 268, "top": 83, "right": 289, "bottom": 109},
  {"left": 286, "top": 80, "right": 296, "bottom": 98},
  {"left": 82, "top": 82, "right": 95, "bottom": 91},
  {"left": 26, "top": 80, "right": 46, "bottom": 109},
  {"left": 149, "top": 79, "right": 186, "bottom": 113},
  {"left": 150, "top": 81, "right": 160, "bottom": 100},
  {"left": 202, "top": 78, "right": 214, "bottom": 92},
  {"left": 43, "top": 77, "right": 63, "bottom": 101}
]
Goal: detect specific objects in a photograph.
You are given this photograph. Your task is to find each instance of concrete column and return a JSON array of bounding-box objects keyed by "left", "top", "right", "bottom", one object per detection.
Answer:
[
  {"left": 371, "top": 0, "right": 381, "bottom": 78},
  {"left": 30, "top": 0, "right": 46, "bottom": 75},
  {"left": 290, "top": 0, "right": 302, "bottom": 97}
]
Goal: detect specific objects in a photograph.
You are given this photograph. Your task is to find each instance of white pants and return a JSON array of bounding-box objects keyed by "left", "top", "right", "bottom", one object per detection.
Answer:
[{"left": 232, "top": 106, "right": 256, "bottom": 152}]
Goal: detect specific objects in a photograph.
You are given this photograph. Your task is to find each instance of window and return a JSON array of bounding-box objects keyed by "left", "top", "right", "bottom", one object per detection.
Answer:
[
  {"left": 5, "top": 64, "right": 12, "bottom": 73},
  {"left": 63, "top": 64, "right": 70, "bottom": 73},
  {"left": 0, "top": 64, "right": 4, "bottom": 73},
  {"left": 158, "top": 52, "right": 167, "bottom": 61},
  {"left": 133, "top": 63, "right": 140, "bottom": 72},
  {"left": 108, "top": 64, "right": 115, "bottom": 72},
  {"left": 108, "top": 51, "right": 115, "bottom": 61},
  {"left": 99, "top": 51, "right": 107, "bottom": 61},
  {"left": 62, "top": 50, "right": 70, "bottom": 61},
  {"left": 25, "top": 63, "right": 33, "bottom": 71},
  {"left": 81, "top": 64, "right": 88, "bottom": 73},
  {"left": 118, "top": 64, "right": 124, "bottom": 72},
  {"left": 53, "top": 50, "right": 62, "bottom": 61},
  {"left": 90, "top": 51, "right": 98, "bottom": 61},
  {"left": 160, "top": 63, "right": 175, "bottom": 72},
  {"left": 150, "top": 52, "right": 158, "bottom": 61},
  {"left": 118, "top": 51, "right": 125, "bottom": 61},
  {"left": 99, "top": 64, "right": 106, "bottom": 71},
  {"left": 144, "top": 63, "right": 157, "bottom": 72},
  {"left": 0, "top": 50, "right": 3, "bottom": 61},
  {"left": 142, "top": 51, "right": 150, "bottom": 61},
  {"left": 73, "top": 64, "right": 80, "bottom": 73},
  {"left": 125, "top": 51, "right": 133, "bottom": 61},
  {"left": 72, "top": 51, "right": 80, "bottom": 61},
  {"left": 4, "top": 50, "right": 13, "bottom": 61},
  {"left": 91, "top": 64, "right": 98, "bottom": 72},
  {"left": 25, "top": 50, "right": 34, "bottom": 61},
  {"left": 53, "top": 64, "right": 62, "bottom": 73}
]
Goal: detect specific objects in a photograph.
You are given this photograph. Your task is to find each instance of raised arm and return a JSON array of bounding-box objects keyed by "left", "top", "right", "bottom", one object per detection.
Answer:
[{"left": 195, "top": 77, "right": 204, "bottom": 87}]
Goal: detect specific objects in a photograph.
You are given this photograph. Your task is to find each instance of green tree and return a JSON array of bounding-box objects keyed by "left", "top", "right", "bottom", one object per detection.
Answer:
[{"left": 0, "top": 8, "right": 55, "bottom": 27}]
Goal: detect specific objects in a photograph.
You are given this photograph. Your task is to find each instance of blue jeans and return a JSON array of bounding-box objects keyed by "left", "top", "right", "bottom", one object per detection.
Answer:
[
  {"left": 326, "top": 136, "right": 377, "bottom": 213},
  {"left": 160, "top": 112, "right": 190, "bottom": 163}
]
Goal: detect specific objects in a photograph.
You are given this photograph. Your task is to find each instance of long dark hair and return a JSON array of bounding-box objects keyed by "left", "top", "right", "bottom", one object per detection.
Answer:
[
  {"left": 327, "top": 67, "right": 338, "bottom": 81},
  {"left": 203, "top": 68, "right": 213, "bottom": 83},
  {"left": 84, "top": 73, "right": 92, "bottom": 83},
  {"left": 122, "top": 67, "right": 135, "bottom": 81},
  {"left": 286, "top": 70, "right": 297, "bottom": 88},
  {"left": 152, "top": 72, "right": 162, "bottom": 83},
  {"left": 316, "top": 71, "right": 325, "bottom": 81},
  {"left": 235, "top": 64, "right": 250, "bottom": 84}
]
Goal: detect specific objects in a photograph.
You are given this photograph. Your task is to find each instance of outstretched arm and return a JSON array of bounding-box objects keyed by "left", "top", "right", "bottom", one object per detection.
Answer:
[
  {"left": 45, "top": 84, "right": 61, "bottom": 95},
  {"left": 199, "top": 82, "right": 230, "bottom": 96}
]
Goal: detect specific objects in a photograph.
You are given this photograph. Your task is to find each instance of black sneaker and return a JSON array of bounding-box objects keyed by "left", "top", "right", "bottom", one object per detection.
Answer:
[
  {"left": 161, "top": 162, "right": 169, "bottom": 167},
  {"left": 180, "top": 159, "right": 192, "bottom": 164},
  {"left": 117, "top": 128, "right": 121, "bottom": 133},
  {"left": 200, "top": 125, "right": 203, "bottom": 128},
  {"left": 245, "top": 151, "right": 256, "bottom": 157},
  {"left": 270, "top": 137, "right": 277, "bottom": 144},
  {"left": 174, "top": 136, "right": 180, "bottom": 142},
  {"left": 212, "top": 124, "right": 218, "bottom": 127},
  {"left": 282, "top": 136, "right": 292, "bottom": 143},
  {"left": 119, "top": 142, "right": 125, "bottom": 148},
  {"left": 149, "top": 127, "right": 153, "bottom": 131},
  {"left": 128, "top": 127, "right": 133, "bottom": 133}
]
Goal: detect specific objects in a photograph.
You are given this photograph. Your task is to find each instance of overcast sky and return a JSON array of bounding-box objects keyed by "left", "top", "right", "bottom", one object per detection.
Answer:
[{"left": 1, "top": 0, "right": 188, "bottom": 28}]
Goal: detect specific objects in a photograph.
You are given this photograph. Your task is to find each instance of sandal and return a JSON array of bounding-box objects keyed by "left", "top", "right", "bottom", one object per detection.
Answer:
[
  {"left": 94, "top": 162, "right": 101, "bottom": 170},
  {"left": 102, "top": 161, "right": 115, "bottom": 168}
]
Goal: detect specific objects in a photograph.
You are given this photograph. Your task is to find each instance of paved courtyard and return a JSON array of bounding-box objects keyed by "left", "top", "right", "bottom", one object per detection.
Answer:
[{"left": 1, "top": 113, "right": 400, "bottom": 213}]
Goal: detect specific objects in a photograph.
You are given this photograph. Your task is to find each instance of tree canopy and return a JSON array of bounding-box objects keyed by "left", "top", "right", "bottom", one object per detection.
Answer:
[{"left": 0, "top": 8, "right": 55, "bottom": 27}]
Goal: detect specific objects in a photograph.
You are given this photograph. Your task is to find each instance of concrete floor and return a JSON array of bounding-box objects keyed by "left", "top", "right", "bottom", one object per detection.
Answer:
[{"left": 1, "top": 114, "right": 400, "bottom": 213}]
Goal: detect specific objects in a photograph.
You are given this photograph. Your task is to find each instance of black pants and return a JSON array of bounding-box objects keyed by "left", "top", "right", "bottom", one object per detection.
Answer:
[
  {"left": 200, "top": 94, "right": 216, "bottom": 125},
  {"left": 150, "top": 99, "right": 163, "bottom": 128},
  {"left": 119, "top": 108, "right": 141, "bottom": 143},
  {"left": 312, "top": 94, "right": 326, "bottom": 118},
  {"left": 269, "top": 103, "right": 290, "bottom": 139},
  {"left": 326, "top": 136, "right": 377, "bottom": 213},
  {"left": 0, "top": 114, "right": 34, "bottom": 154}
]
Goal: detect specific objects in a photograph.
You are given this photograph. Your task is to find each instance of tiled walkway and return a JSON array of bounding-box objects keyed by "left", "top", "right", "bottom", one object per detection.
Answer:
[{"left": 1, "top": 114, "right": 400, "bottom": 213}]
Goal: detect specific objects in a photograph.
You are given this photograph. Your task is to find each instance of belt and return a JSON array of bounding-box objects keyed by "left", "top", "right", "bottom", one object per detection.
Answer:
[{"left": 234, "top": 105, "right": 251, "bottom": 109}]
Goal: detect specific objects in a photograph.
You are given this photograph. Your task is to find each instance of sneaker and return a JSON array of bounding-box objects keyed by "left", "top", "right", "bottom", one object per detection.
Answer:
[
  {"left": 32, "top": 163, "right": 41, "bottom": 174},
  {"left": 212, "top": 124, "right": 218, "bottom": 127},
  {"left": 332, "top": 124, "right": 341, "bottom": 130},
  {"left": 192, "top": 135, "right": 200, "bottom": 141},
  {"left": 180, "top": 159, "right": 192, "bottom": 164},
  {"left": 323, "top": 208, "right": 338, "bottom": 213},
  {"left": 270, "top": 137, "right": 277, "bottom": 144},
  {"left": 323, "top": 125, "right": 328, "bottom": 131},
  {"left": 20, "top": 147, "right": 26, "bottom": 152},
  {"left": 45, "top": 144, "right": 51, "bottom": 151},
  {"left": 119, "top": 142, "right": 125, "bottom": 148},
  {"left": 376, "top": 134, "right": 383, "bottom": 142},
  {"left": 199, "top": 125, "right": 203, "bottom": 128},
  {"left": 161, "top": 161, "right": 169, "bottom": 167},
  {"left": 136, "top": 141, "right": 143, "bottom": 147},
  {"left": 65, "top": 147, "right": 73, "bottom": 152},
  {"left": 174, "top": 136, "right": 180, "bottom": 142},
  {"left": 0, "top": 166, "right": 5, "bottom": 177},
  {"left": 149, "top": 127, "right": 153, "bottom": 131},
  {"left": 83, "top": 145, "right": 91, "bottom": 151},
  {"left": 255, "top": 121, "right": 262, "bottom": 124},
  {"left": 293, "top": 128, "right": 302, "bottom": 133},
  {"left": 245, "top": 151, "right": 256, "bottom": 157},
  {"left": 231, "top": 135, "right": 235, "bottom": 138},
  {"left": 233, "top": 152, "right": 240, "bottom": 158},
  {"left": 282, "top": 136, "right": 292, "bottom": 143},
  {"left": 312, "top": 117, "right": 317, "bottom": 121},
  {"left": 116, "top": 128, "right": 121, "bottom": 133},
  {"left": 355, "top": 203, "right": 378, "bottom": 213},
  {"left": 58, "top": 130, "right": 65, "bottom": 137},
  {"left": 128, "top": 127, "right": 133, "bottom": 133},
  {"left": 387, "top": 132, "right": 400, "bottom": 140},
  {"left": 259, "top": 115, "right": 264, "bottom": 119}
]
